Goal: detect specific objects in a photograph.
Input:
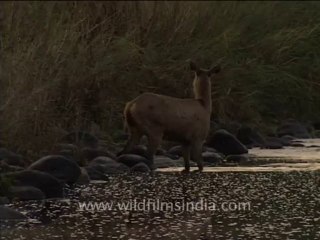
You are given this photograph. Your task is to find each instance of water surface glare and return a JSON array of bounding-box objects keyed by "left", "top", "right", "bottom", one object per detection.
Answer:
[{"left": 1, "top": 171, "right": 319, "bottom": 239}]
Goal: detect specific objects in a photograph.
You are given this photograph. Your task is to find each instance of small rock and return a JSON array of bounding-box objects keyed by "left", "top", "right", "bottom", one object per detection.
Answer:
[
  {"left": 225, "top": 155, "right": 250, "bottom": 162},
  {"left": 131, "top": 162, "right": 150, "bottom": 173},
  {"left": 263, "top": 137, "right": 283, "bottom": 149},
  {"left": 290, "top": 143, "right": 305, "bottom": 147},
  {"left": 306, "top": 145, "right": 320, "bottom": 148},
  {"left": 220, "top": 161, "right": 239, "bottom": 167}
]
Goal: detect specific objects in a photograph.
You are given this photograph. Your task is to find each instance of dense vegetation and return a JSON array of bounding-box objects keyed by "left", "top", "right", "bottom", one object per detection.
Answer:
[{"left": 1, "top": 1, "right": 320, "bottom": 156}]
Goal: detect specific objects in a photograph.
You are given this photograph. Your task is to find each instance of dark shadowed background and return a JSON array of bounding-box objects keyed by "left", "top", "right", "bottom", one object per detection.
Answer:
[{"left": 1, "top": 1, "right": 320, "bottom": 157}]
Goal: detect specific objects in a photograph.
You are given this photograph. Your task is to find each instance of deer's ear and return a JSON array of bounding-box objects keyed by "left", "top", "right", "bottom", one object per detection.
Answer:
[
  {"left": 208, "top": 65, "right": 221, "bottom": 75},
  {"left": 190, "top": 61, "right": 199, "bottom": 72}
]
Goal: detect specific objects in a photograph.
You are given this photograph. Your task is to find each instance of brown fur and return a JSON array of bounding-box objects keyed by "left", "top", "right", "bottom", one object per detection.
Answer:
[{"left": 120, "top": 61, "right": 221, "bottom": 172}]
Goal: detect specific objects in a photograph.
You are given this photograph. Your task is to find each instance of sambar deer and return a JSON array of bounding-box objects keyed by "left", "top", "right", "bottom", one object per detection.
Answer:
[{"left": 119, "top": 61, "right": 221, "bottom": 172}]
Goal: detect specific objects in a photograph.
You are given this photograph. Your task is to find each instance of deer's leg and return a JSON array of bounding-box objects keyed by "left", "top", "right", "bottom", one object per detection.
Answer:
[
  {"left": 181, "top": 144, "right": 191, "bottom": 173},
  {"left": 191, "top": 141, "right": 204, "bottom": 172},
  {"left": 118, "top": 128, "right": 142, "bottom": 156},
  {"left": 146, "top": 132, "right": 163, "bottom": 169}
]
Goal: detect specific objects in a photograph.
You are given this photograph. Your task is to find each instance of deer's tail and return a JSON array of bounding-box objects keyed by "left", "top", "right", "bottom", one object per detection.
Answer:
[{"left": 123, "top": 102, "right": 136, "bottom": 133}]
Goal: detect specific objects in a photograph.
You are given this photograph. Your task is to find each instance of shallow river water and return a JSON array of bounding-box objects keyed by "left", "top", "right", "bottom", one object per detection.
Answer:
[{"left": 1, "top": 139, "right": 319, "bottom": 239}]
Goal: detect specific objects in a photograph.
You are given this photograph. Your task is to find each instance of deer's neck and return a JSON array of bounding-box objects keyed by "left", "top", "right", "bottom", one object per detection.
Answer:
[{"left": 193, "top": 77, "right": 212, "bottom": 113}]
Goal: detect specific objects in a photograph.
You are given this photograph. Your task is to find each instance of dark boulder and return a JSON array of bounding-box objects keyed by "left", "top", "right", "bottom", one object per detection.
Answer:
[
  {"left": 163, "top": 153, "right": 180, "bottom": 160},
  {"left": 175, "top": 159, "right": 197, "bottom": 167},
  {"left": 88, "top": 157, "right": 129, "bottom": 175},
  {"left": 211, "top": 120, "right": 242, "bottom": 136},
  {"left": 168, "top": 145, "right": 183, "bottom": 157},
  {"left": 281, "top": 135, "right": 296, "bottom": 142},
  {"left": 206, "top": 129, "right": 248, "bottom": 156},
  {"left": 0, "top": 161, "right": 24, "bottom": 174},
  {"left": 263, "top": 137, "right": 284, "bottom": 149},
  {"left": 57, "top": 149, "right": 76, "bottom": 161},
  {"left": 126, "top": 145, "right": 149, "bottom": 159},
  {"left": 0, "top": 206, "right": 27, "bottom": 220},
  {"left": 53, "top": 143, "right": 79, "bottom": 154},
  {"left": 277, "top": 120, "right": 311, "bottom": 139},
  {"left": 236, "top": 126, "right": 266, "bottom": 147},
  {"left": 5, "top": 170, "right": 63, "bottom": 198},
  {"left": 0, "top": 206, "right": 29, "bottom": 229},
  {"left": 202, "top": 152, "right": 223, "bottom": 164},
  {"left": 8, "top": 186, "right": 45, "bottom": 201},
  {"left": 203, "top": 146, "right": 218, "bottom": 153},
  {"left": 28, "top": 155, "right": 81, "bottom": 184},
  {"left": 52, "top": 143, "right": 80, "bottom": 161},
  {"left": 278, "top": 136, "right": 292, "bottom": 146},
  {"left": 0, "top": 148, "right": 25, "bottom": 167},
  {"left": 154, "top": 156, "right": 178, "bottom": 168},
  {"left": 85, "top": 166, "right": 109, "bottom": 181},
  {"left": 156, "top": 148, "right": 166, "bottom": 156},
  {"left": 117, "top": 154, "right": 152, "bottom": 168},
  {"left": 131, "top": 162, "right": 151, "bottom": 173}
]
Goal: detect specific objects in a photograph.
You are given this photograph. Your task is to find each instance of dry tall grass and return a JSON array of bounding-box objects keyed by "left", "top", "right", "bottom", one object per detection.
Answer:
[{"left": 1, "top": 1, "right": 320, "bottom": 157}]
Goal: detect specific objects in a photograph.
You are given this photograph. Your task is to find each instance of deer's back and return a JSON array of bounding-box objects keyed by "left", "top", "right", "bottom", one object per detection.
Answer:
[{"left": 128, "top": 92, "right": 211, "bottom": 141}]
